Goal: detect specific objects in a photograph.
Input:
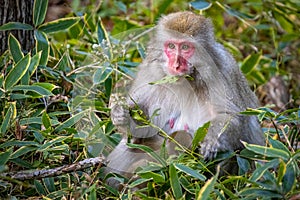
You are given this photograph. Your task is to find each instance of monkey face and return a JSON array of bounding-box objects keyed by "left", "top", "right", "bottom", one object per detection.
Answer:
[{"left": 164, "top": 40, "right": 195, "bottom": 76}]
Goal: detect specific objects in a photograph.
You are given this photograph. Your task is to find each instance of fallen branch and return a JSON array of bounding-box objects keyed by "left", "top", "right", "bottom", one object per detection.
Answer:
[{"left": 0, "top": 156, "right": 106, "bottom": 180}]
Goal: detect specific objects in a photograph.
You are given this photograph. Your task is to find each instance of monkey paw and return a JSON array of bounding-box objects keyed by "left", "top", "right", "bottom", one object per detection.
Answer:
[
  {"left": 109, "top": 94, "right": 130, "bottom": 126},
  {"left": 111, "top": 105, "right": 130, "bottom": 126},
  {"left": 200, "top": 140, "right": 221, "bottom": 160}
]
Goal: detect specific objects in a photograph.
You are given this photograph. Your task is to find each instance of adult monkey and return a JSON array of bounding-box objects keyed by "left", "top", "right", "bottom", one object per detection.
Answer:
[{"left": 107, "top": 11, "right": 265, "bottom": 179}]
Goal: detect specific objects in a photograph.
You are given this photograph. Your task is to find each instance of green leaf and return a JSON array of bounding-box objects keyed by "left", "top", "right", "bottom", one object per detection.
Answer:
[
  {"left": 127, "top": 143, "right": 167, "bottom": 167},
  {"left": 138, "top": 171, "right": 165, "bottom": 183},
  {"left": 190, "top": 0, "right": 212, "bottom": 11},
  {"left": 0, "top": 140, "right": 39, "bottom": 149},
  {"left": 193, "top": 122, "right": 210, "bottom": 151},
  {"left": 250, "top": 159, "right": 279, "bottom": 181},
  {"left": 4, "top": 54, "right": 31, "bottom": 90},
  {"left": 243, "top": 142, "right": 290, "bottom": 161},
  {"left": 248, "top": 70, "right": 266, "bottom": 84},
  {"left": 33, "top": 82, "right": 58, "bottom": 91},
  {"left": 240, "top": 108, "right": 265, "bottom": 116},
  {"left": 149, "top": 75, "right": 180, "bottom": 85},
  {"left": 129, "top": 178, "right": 152, "bottom": 189},
  {"left": 0, "top": 106, "right": 13, "bottom": 135},
  {"left": 174, "top": 163, "right": 206, "bottom": 181},
  {"left": 11, "top": 158, "right": 33, "bottom": 169},
  {"left": 282, "top": 164, "right": 296, "bottom": 193},
  {"left": 154, "top": 0, "right": 173, "bottom": 20},
  {"left": 28, "top": 52, "right": 42, "bottom": 76},
  {"left": 55, "top": 111, "right": 88, "bottom": 132},
  {"left": 34, "top": 31, "right": 49, "bottom": 66},
  {"left": 237, "top": 156, "right": 251, "bottom": 175},
  {"left": 20, "top": 52, "right": 42, "bottom": 85},
  {"left": 10, "top": 146, "right": 37, "bottom": 159},
  {"left": 10, "top": 85, "right": 54, "bottom": 97},
  {"left": 8, "top": 34, "right": 23, "bottom": 63},
  {"left": 43, "top": 177, "right": 56, "bottom": 192},
  {"left": 169, "top": 163, "right": 183, "bottom": 199},
  {"left": 93, "top": 66, "right": 113, "bottom": 84},
  {"left": 241, "top": 52, "right": 262, "bottom": 75},
  {"left": 97, "top": 18, "right": 109, "bottom": 43},
  {"left": 33, "top": 0, "right": 48, "bottom": 27},
  {"left": 34, "top": 180, "right": 47, "bottom": 195},
  {"left": 277, "top": 159, "right": 286, "bottom": 184},
  {"left": 42, "top": 112, "right": 51, "bottom": 129},
  {"left": 0, "top": 22, "right": 34, "bottom": 31},
  {"left": 38, "top": 17, "right": 81, "bottom": 33},
  {"left": 37, "top": 136, "right": 71, "bottom": 152},
  {"left": 268, "top": 137, "right": 290, "bottom": 153},
  {"left": 197, "top": 172, "right": 217, "bottom": 200},
  {"left": 19, "top": 117, "right": 60, "bottom": 126},
  {"left": 239, "top": 188, "right": 282, "bottom": 199},
  {"left": 0, "top": 148, "right": 13, "bottom": 165}
]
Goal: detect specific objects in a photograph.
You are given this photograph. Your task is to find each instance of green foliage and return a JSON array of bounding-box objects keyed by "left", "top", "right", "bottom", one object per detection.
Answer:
[{"left": 0, "top": 0, "right": 299, "bottom": 199}]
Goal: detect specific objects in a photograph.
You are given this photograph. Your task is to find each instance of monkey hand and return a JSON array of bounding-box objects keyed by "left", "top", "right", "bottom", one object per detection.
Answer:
[
  {"left": 200, "top": 132, "right": 229, "bottom": 160},
  {"left": 200, "top": 138, "right": 220, "bottom": 160},
  {"left": 109, "top": 93, "right": 130, "bottom": 128}
]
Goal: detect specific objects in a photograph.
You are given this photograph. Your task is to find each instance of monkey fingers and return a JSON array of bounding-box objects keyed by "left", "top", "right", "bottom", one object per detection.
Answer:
[{"left": 200, "top": 139, "right": 220, "bottom": 161}]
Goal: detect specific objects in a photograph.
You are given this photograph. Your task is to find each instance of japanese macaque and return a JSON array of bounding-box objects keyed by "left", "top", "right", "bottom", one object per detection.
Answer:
[{"left": 107, "top": 11, "right": 265, "bottom": 181}]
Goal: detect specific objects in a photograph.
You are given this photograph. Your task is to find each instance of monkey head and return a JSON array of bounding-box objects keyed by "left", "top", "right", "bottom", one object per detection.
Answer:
[{"left": 155, "top": 11, "right": 215, "bottom": 77}]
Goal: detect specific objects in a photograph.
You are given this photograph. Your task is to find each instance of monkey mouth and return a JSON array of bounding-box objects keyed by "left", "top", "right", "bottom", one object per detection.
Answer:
[{"left": 168, "top": 63, "right": 193, "bottom": 76}]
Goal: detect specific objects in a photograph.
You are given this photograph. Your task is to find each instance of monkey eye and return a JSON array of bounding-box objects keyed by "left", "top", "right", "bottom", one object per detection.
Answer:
[
  {"left": 181, "top": 44, "right": 190, "bottom": 50},
  {"left": 168, "top": 43, "right": 176, "bottom": 49}
]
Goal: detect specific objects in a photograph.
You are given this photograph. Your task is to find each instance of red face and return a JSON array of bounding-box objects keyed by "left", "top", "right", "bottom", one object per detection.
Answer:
[{"left": 164, "top": 40, "right": 195, "bottom": 75}]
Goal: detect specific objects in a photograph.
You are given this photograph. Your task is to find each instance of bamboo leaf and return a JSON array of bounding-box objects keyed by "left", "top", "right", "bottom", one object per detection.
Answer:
[
  {"left": 28, "top": 52, "right": 42, "bottom": 76},
  {"left": 138, "top": 171, "right": 165, "bottom": 183},
  {"left": 10, "top": 146, "right": 37, "bottom": 159},
  {"left": 239, "top": 188, "right": 283, "bottom": 198},
  {"left": 97, "top": 18, "right": 109, "bottom": 43},
  {"left": 8, "top": 34, "right": 23, "bottom": 63},
  {"left": 127, "top": 143, "right": 167, "bottom": 167},
  {"left": 197, "top": 172, "right": 217, "bottom": 200},
  {"left": 169, "top": 163, "right": 183, "bottom": 199},
  {"left": 10, "top": 85, "right": 54, "bottom": 96},
  {"left": 43, "top": 178, "right": 56, "bottom": 193},
  {"left": 93, "top": 66, "right": 113, "bottom": 84},
  {"left": 241, "top": 52, "right": 262, "bottom": 75},
  {"left": 0, "top": 106, "right": 13, "bottom": 135},
  {"left": 4, "top": 54, "right": 31, "bottom": 90},
  {"left": 55, "top": 111, "right": 88, "bottom": 132},
  {"left": 33, "top": 82, "right": 58, "bottom": 91},
  {"left": 33, "top": 0, "right": 48, "bottom": 27},
  {"left": 34, "top": 31, "right": 49, "bottom": 66},
  {"left": 174, "top": 163, "right": 206, "bottom": 181},
  {"left": 0, "top": 22, "right": 33, "bottom": 31},
  {"left": 243, "top": 142, "right": 290, "bottom": 161},
  {"left": 34, "top": 180, "right": 47, "bottom": 195},
  {"left": 38, "top": 17, "right": 81, "bottom": 33},
  {"left": 250, "top": 159, "right": 279, "bottom": 181},
  {"left": 0, "top": 102, "right": 16, "bottom": 136},
  {"left": 42, "top": 112, "right": 52, "bottom": 129},
  {"left": 0, "top": 148, "right": 13, "bottom": 165},
  {"left": 0, "top": 141, "right": 39, "bottom": 149},
  {"left": 37, "top": 136, "right": 71, "bottom": 152},
  {"left": 193, "top": 122, "right": 210, "bottom": 151}
]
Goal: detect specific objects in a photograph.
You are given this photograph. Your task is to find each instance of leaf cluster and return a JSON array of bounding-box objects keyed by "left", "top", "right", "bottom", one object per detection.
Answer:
[{"left": 0, "top": 0, "right": 299, "bottom": 199}]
